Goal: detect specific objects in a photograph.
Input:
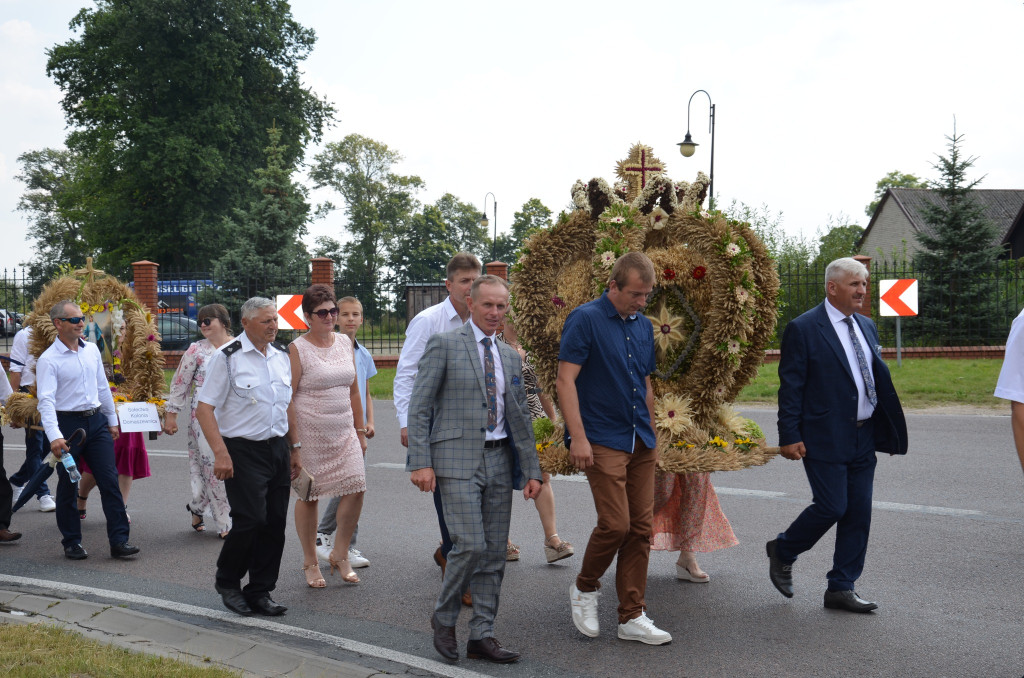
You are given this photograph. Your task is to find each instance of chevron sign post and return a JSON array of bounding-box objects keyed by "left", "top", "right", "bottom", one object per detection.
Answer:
[
  {"left": 276, "top": 294, "right": 308, "bottom": 331},
  {"left": 879, "top": 279, "right": 917, "bottom": 366}
]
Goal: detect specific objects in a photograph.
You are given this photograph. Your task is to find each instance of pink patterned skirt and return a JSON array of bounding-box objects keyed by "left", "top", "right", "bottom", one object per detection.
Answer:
[{"left": 651, "top": 472, "right": 738, "bottom": 553}]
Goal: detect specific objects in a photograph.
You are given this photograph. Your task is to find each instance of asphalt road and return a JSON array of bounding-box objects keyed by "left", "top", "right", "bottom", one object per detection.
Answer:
[{"left": 2, "top": 403, "right": 1023, "bottom": 678}]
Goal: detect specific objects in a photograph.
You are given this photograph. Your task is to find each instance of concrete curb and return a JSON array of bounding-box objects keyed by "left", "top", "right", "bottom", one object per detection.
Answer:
[{"left": 0, "top": 588, "right": 383, "bottom": 678}]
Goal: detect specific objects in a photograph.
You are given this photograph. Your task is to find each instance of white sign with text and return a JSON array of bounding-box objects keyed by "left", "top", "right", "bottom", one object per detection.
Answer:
[{"left": 116, "top": 402, "right": 162, "bottom": 432}]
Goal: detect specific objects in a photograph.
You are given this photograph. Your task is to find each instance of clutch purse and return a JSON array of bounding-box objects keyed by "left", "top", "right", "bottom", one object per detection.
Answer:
[{"left": 291, "top": 467, "right": 315, "bottom": 501}]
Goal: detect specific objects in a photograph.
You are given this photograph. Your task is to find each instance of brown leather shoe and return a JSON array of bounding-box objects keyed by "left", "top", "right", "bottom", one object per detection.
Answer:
[
  {"left": 433, "top": 546, "right": 446, "bottom": 578},
  {"left": 461, "top": 589, "right": 473, "bottom": 607},
  {"left": 0, "top": 528, "right": 22, "bottom": 542},
  {"left": 466, "top": 637, "right": 520, "bottom": 663},
  {"left": 431, "top": 612, "right": 458, "bottom": 661}
]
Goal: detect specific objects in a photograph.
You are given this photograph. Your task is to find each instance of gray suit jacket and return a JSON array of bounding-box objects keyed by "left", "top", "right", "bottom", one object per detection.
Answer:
[{"left": 406, "top": 324, "right": 542, "bottom": 489}]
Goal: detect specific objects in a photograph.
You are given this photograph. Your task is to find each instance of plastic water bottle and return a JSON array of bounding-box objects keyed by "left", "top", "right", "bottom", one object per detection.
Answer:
[{"left": 61, "top": 453, "right": 82, "bottom": 483}]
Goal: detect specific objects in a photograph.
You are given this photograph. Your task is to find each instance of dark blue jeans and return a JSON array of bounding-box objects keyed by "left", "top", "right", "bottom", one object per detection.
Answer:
[
  {"left": 52, "top": 411, "right": 129, "bottom": 548},
  {"left": 9, "top": 426, "right": 48, "bottom": 499}
]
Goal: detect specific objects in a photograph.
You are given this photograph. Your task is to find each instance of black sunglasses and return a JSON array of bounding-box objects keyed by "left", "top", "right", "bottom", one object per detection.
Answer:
[
  {"left": 311, "top": 308, "right": 339, "bottom": 319},
  {"left": 199, "top": 318, "right": 215, "bottom": 327},
  {"left": 59, "top": 317, "right": 85, "bottom": 325}
]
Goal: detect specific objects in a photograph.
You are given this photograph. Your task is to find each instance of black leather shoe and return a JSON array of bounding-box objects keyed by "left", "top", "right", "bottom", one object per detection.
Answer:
[
  {"left": 431, "top": 612, "right": 458, "bottom": 661},
  {"left": 766, "top": 539, "right": 794, "bottom": 598},
  {"left": 247, "top": 595, "right": 287, "bottom": 616},
  {"left": 64, "top": 544, "right": 88, "bottom": 560},
  {"left": 466, "top": 637, "right": 520, "bottom": 664},
  {"left": 110, "top": 542, "right": 140, "bottom": 558},
  {"left": 824, "top": 589, "right": 878, "bottom": 613},
  {"left": 215, "top": 584, "right": 253, "bottom": 616}
]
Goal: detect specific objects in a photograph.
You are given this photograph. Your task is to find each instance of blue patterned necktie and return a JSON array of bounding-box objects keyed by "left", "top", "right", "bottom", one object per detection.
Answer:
[
  {"left": 482, "top": 337, "right": 497, "bottom": 431},
  {"left": 843, "top": 316, "right": 877, "bottom": 407}
]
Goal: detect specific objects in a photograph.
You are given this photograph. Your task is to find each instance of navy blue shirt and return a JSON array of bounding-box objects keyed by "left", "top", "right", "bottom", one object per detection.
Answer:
[{"left": 559, "top": 292, "right": 657, "bottom": 452}]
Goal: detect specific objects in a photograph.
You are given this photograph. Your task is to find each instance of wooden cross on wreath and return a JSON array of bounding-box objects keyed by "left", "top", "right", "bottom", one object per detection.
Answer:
[{"left": 615, "top": 144, "right": 665, "bottom": 200}]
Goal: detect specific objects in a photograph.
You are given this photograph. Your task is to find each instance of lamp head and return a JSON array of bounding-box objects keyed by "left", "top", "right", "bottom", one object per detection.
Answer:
[
  {"left": 480, "top": 213, "right": 489, "bottom": 229},
  {"left": 677, "top": 132, "right": 697, "bottom": 158}
]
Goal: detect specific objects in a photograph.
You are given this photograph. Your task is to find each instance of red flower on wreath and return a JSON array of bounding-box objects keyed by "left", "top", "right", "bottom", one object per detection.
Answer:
[
  {"left": 663, "top": 268, "right": 676, "bottom": 281},
  {"left": 692, "top": 266, "right": 707, "bottom": 280},
  {"left": 552, "top": 296, "right": 566, "bottom": 308}
]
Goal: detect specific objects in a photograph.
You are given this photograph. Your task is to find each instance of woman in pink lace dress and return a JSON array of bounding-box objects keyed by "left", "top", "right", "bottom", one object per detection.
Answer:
[
  {"left": 651, "top": 472, "right": 738, "bottom": 582},
  {"left": 286, "top": 285, "right": 367, "bottom": 587},
  {"left": 163, "top": 304, "right": 234, "bottom": 538}
]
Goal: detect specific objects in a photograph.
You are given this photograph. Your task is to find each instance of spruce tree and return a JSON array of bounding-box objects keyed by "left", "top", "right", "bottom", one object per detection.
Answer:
[{"left": 914, "top": 130, "right": 1002, "bottom": 344}]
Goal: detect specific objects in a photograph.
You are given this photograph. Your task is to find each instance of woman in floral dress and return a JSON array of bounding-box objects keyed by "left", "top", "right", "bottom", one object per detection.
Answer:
[
  {"left": 651, "top": 472, "right": 738, "bottom": 582},
  {"left": 287, "top": 284, "right": 367, "bottom": 587},
  {"left": 163, "top": 304, "right": 234, "bottom": 538}
]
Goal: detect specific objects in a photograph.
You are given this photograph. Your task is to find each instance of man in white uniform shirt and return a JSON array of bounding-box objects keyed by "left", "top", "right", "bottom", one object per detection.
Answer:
[
  {"left": 395, "top": 252, "right": 480, "bottom": 588},
  {"left": 8, "top": 326, "right": 57, "bottom": 512},
  {"left": 197, "top": 297, "right": 297, "bottom": 617},
  {"left": 36, "top": 300, "right": 136, "bottom": 560}
]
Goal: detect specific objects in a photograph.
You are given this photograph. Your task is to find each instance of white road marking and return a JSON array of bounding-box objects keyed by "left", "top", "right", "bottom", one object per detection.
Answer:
[{"left": 0, "top": 574, "right": 492, "bottom": 678}]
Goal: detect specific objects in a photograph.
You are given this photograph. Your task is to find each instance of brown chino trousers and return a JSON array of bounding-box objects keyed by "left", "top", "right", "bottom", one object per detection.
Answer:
[{"left": 575, "top": 440, "right": 656, "bottom": 624}]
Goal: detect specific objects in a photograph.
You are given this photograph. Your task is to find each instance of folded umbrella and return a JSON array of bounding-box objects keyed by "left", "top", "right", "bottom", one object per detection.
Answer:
[{"left": 12, "top": 427, "right": 86, "bottom": 514}]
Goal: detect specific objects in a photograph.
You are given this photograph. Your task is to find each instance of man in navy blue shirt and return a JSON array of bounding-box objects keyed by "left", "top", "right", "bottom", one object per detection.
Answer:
[{"left": 557, "top": 252, "right": 671, "bottom": 646}]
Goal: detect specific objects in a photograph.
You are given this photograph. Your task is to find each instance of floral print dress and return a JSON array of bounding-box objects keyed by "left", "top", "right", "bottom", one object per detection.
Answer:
[{"left": 166, "top": 338, "right": 232, "bottom": 534}]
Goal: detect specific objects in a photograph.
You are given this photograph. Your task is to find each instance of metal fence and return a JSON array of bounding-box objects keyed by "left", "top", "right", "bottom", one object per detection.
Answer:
[{"left": 5, "top": 259, "right": 1024, "bottom": 355}]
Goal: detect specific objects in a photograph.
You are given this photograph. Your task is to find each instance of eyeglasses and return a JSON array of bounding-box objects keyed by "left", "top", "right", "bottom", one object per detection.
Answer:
[
  {"left": 199, "top": 318, "right": 215, "bottom": 327},
  {"left": 58, "top": 317, "right": 85, "bottom": 325},
  {"left": 311, "top": 308, "right": 339, "bottom": 319}
]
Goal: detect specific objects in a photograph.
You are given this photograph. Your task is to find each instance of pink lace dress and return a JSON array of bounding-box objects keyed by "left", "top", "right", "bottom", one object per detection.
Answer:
[
  {"left": 651, "top": 472, "right": 738, "bottom": 553},
  {"left": 291, "top": 334, "right": 366, "bottom": 499},
  {"left": 166, "top": 338, "right": 232, "bottom": 533}
]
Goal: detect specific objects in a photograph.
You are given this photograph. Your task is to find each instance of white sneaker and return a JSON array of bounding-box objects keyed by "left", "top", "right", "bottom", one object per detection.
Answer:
[
  {"left": 617, "top": 611, "right": 672, "bottom": 645},
  {"left": 11, "top": 484, "right": 23, "bottom": 506},
  {"left": 569, "top": 583, "right": 600, "bottom": 637},
  {"left": 348, "top": 548, "right": 370, "bottom": 568},
  {"left": 38, "top": 495, "right": 57, "bottom": 512},
  {"left": 315, "top": 533, "right": 332, "bottom": 563}
]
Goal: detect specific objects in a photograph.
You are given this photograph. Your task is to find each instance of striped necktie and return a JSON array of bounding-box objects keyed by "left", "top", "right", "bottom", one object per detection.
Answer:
[{"left": 843, "top": 316, "right": 877, "bottom": 407}]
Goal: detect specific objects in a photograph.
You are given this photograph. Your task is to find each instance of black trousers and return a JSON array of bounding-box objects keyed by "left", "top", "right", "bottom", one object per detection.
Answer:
[
  {"left": 0, "top": 431, "right": 12, "bottom": 531},
  {"left": 216, "top": 436, "right": 290, "bottom": 598}
]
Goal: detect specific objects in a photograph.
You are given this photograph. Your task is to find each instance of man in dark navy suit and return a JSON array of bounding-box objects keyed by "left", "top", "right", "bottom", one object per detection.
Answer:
[{"left": 767, "top": 257, "right": 908, "bottom": 613}]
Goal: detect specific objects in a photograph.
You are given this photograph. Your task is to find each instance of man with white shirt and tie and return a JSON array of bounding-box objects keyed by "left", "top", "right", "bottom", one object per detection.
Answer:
[
  {"left": 36, "top": 300, "right": 137, "bottom": 560},
  {"left": 768, "top": 257, "right": 907, "bottom": 612}
]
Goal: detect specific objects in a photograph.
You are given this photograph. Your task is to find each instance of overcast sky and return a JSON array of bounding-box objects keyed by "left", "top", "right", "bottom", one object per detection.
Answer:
[{"left": 2, "top": 0, "right": 1022, "bottom": 272}]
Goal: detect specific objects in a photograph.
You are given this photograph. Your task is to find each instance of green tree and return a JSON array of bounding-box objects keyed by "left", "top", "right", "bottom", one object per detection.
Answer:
[
  {"left": 433, "top": 193, "right": 489, "bottom": 258},
  {"left": 310, "top": 134, "right": 424, "bottom": 317},
  {"left": 389, "top": 205, "right": 457, "bottom": 287},
  {"left": 15, "top": 148, "right": 97, "bottom": 279},
  {"left": 213, "top": 125, "right": 311, "bottom": 299},
  {"left": 493, "top": 198, "right": 553, "bottom": 264},
  {"left": 44, "top": 0, "right": 333, "bottom": 272},
  {"left": 812, "top": 219, "right": 864, "bottom": 268},
  {"left": 914, "top": 131, "right": 1002, "bottom": 344},
  {"left": 865, "top": 170, "right": 926, "bottom": 217}
]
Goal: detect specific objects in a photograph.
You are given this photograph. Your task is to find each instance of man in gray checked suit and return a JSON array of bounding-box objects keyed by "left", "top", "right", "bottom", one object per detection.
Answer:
[{"left": 407, "top": 274, "right": 543, "bottom": 664}]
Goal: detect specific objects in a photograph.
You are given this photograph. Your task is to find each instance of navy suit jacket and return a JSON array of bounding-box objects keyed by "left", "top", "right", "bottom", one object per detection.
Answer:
[{"left": 777, "top": 303, "right": 908, "bottom": 463}]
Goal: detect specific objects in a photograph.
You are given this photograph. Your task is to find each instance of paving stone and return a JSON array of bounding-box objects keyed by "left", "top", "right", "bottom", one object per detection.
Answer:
[
  {"left": 42, "top": 599, "right": 105, "bottom": 624},
  {"left": 4, "top": 593, "right": 60, "bottom": 614},
  {"left": 83, "top": 605, "right": 149, "bottom": 635},
  {"left": 230, "top": 643, "right": 304, "bottom": 676}
]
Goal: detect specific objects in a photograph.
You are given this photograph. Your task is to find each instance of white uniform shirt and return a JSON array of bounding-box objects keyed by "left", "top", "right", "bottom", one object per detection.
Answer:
[
  {"left": 0, "top": 365, "right": 12, "bottom": 404},
  {"left": 824, "top": 299, "right": 876, "bottom": 422},
  {"left": 468, "top": 319, "right": 507, "bottom": 440},
  {"left": 197, "top": 331, "right": 291, "bottom": 440},
  {"left": 36, "top": 337, "right": 119, "bottom": 442},
  {"left": 995, "top": 307, "right": 1024, "bottom": 402},
  {"left": 394, "top": 296, "right": 465, "bottom": 427},
  {"left": 9, "top": 327, "right": 35, "bottom": 387}
]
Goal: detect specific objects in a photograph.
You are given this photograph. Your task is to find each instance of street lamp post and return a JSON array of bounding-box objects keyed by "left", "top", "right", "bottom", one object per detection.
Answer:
[
  {"left": 677, "top": 89, "right": 715, "bottom": 209},
  {"left": 481, "top": 192, "right": 497, "bottom": 261}
]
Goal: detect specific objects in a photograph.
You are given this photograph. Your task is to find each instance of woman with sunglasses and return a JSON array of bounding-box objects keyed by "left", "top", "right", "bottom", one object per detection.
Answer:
[
  {"left": 163, "top": 304, "right": 234, "bottom": 538},
  {"left": 286, "top": 284, "right": 367, "bottom": 587}
]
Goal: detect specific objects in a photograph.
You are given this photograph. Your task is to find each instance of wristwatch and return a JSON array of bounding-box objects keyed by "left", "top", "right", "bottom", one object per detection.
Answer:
[{"left": 291, "top": 442, "right": 302, "bottom": 449}]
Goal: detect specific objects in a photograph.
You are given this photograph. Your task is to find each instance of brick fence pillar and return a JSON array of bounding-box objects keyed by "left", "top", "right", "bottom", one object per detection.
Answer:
[
  {"left": 311, "top": 257, "right": 334, "bottom": 286},
  {"left": 131, "top": 260, "right": 159, "bottom": 313},
  {"left": 853, "top": 254, "right": 872, "bottom": 317},
  {"left": 486, "top": 261, "right": 508, "bottom": 281}
]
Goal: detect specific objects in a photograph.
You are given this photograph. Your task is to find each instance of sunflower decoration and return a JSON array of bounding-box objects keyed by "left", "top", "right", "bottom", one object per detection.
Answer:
[
  {"left": 5, "top": 258, "right": 166, "bottom": 429},
  {"left": 512, "top": 143, "right": 780, "bottom": 475}
]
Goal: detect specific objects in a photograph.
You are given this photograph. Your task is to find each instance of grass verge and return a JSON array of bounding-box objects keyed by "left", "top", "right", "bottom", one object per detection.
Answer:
[{"left": 0, "top": 622, "right": 241, "bottom": 677}]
